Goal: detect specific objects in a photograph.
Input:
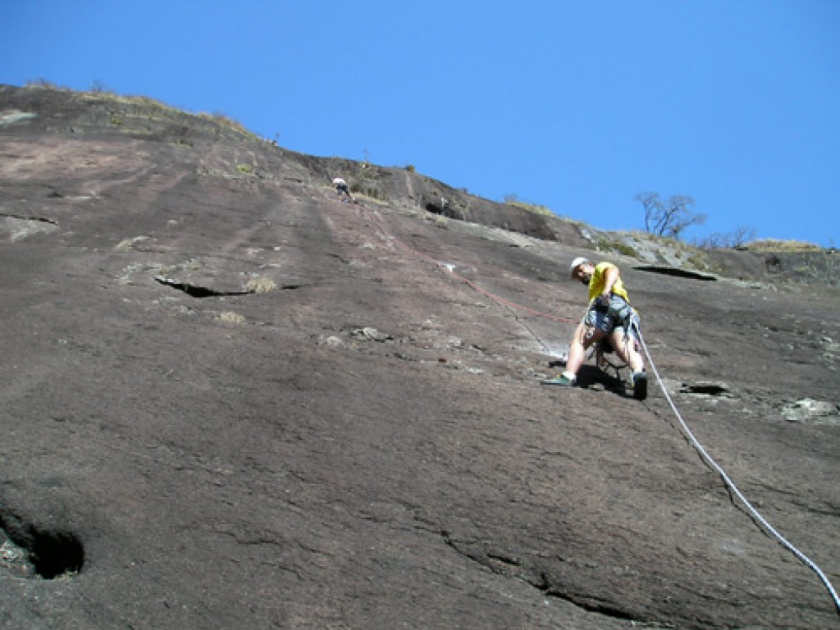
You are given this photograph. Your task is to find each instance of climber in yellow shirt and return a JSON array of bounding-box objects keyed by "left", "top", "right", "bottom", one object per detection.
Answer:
[{"left": 543, "top": 257, "right": 648, "bottom": 400}]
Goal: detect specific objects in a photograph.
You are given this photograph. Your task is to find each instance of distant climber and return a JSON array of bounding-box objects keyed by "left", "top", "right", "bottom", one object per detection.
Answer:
[
  {"left": 542, "top": 257, "right": 648, "bottom": 400},
  {"left": 332, "top": 177, "right": 355, "bottom": 203}
]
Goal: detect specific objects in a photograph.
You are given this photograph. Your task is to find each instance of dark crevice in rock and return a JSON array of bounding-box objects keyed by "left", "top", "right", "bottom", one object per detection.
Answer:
[
  {"left": 486, "top": 551, "right": 521, "bottom": 567},
  {"left": 441, "top": 530, "right": 646, "bottom": 624},
  {"left": 538, "top": 581, "right": 643, "bottom": 622},
  {"left": 154, "top": 276, "right": 304, "bottom": 298},
  {"left": 424, "top": 201, "right": 473, "bottom": 224},
  {"left": 154, "top": 277, "right": 251, "bottom": 298},
  {"left": 680, "top": 382, "right": 731, "bottom": 396},
  {"left": 0, "top": 514, "right": 84, "bottom": 579},
  {"left": 0, "top": 212, "right": 59, "bottom": 225},
  {"left": 635, "top": 265, "right": 717, "bottom": 281}
]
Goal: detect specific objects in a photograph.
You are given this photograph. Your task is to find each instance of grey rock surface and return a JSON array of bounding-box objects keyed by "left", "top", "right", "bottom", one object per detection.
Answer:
[{"left": 1, "top": 85, "right": 839, "bottom": 629}]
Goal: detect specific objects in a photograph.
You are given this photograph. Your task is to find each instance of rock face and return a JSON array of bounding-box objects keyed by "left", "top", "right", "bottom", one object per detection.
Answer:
[{"left": 1, "top": 85, "right": 839, "bottom": 629}]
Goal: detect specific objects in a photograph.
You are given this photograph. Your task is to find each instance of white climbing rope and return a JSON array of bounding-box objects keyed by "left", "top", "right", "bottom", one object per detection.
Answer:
[{"left": 633, "top": 323, "right": 840, "bottom": 616}]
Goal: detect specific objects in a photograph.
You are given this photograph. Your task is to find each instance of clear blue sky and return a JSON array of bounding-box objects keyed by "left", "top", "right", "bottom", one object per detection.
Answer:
[{"left": 2, "top": 1, "right": 838, "bottom": 247}]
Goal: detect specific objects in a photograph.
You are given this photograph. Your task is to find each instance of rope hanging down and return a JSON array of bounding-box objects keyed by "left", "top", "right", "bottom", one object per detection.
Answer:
[{"left": 633, "top": 323, "right": 840, "bottom": 616}]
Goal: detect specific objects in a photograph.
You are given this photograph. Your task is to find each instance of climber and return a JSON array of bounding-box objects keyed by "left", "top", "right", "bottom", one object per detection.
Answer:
[
  {"left": 542, "top": 257, "right": 648, "bottom": 400},
  {"left": 332, "top": 177, "right": 355, "bottom": 202}
]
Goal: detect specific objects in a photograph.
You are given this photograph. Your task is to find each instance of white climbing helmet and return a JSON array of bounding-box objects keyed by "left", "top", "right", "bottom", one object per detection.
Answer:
[{"left": 569, "top": 256, "right": 590, "bottom": 279}]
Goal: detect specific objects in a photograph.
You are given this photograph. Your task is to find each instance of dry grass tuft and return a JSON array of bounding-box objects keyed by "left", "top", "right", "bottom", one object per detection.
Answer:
[
  {"left": 746, "top": 239, "right": 823, "bottom": 252},
  {"left": 246, "top": 277, "right": 277, "bottom": 294},
  {"left": 217, "top": 311, "right": 246, "bottom": 324},
  {"left": 198, "top": 111, "right": 253, "bottom": 136}
]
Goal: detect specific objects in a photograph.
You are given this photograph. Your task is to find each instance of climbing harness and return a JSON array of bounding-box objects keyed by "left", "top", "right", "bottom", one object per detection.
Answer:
[{"left": 581, "top": 299, "right": 643, "bottom": 386}]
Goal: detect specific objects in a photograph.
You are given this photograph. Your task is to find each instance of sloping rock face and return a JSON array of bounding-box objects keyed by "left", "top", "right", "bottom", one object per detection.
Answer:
[{"left": 1, "top": 85, "right": 839, "bottom": 629}]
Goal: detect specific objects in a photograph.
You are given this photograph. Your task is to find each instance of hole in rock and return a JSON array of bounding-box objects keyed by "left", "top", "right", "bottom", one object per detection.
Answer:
[
  {"left": 680, "top": 382, "right": 730, "bottom": 396},
  {"left": 424, "top": 201, "right": 459, "bottom": 220},
  {"left": 31, "top": 530, "right": 85, "bottom": 578},
  {"left": 0, "top": 516, "right": 85, "bottom": 579}
]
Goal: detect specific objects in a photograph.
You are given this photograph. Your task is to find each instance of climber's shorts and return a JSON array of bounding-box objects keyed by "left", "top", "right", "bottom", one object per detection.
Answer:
[{"left": 584, "top": 296, "right": 639, "bottom": 337}]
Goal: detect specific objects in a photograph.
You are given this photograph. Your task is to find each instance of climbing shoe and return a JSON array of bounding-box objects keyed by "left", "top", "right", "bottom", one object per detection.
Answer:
[
  {"left": 541, "top": 374, "right": 575, "bottom": 387},
  {"left": 632, "top": 371, "right": 648, "bottom": 400}
]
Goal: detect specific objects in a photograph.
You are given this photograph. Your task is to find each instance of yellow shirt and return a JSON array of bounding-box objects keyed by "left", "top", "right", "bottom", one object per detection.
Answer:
[{"left": 588, "top": 262, "right": 630, "bottom": 304}]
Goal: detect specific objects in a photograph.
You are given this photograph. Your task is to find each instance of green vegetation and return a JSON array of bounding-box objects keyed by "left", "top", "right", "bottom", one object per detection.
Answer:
[
  {"left": 594, "top": 236, "right": 638, "bottom": 258},
  {"left": 685, "top": 252, "right": 712, "bottom": 272},
  {"left": 349, "top": 163, "right": 385, "bottom": 200},
  {"left": 350, "top": 182, "right": 384, "bottom": 200}
]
